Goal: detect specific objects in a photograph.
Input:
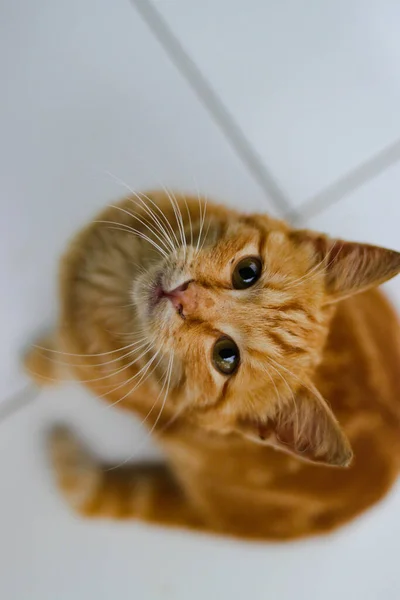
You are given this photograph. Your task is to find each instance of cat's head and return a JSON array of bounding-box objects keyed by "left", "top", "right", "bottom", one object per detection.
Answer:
[{"left": 132, "top": 193, "right": 400, "bottom": 467}]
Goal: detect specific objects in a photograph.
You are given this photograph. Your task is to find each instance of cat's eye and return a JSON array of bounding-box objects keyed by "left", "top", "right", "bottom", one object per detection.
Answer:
[
  {"left": 232, "top": 256, "right": 262, "bottom": 289},
  {"left": 212, "top": 337, "right": 240, "bottom": 375}
]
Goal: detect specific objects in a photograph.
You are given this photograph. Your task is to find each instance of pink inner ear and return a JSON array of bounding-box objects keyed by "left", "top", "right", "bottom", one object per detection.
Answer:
[
  {"left": 324, "top": 240, "right": 400, "bottom": 302},
  {"left": 291, "top": 229, "right": 400, "bottom": 301},
  {"left": 248, "top": 384, "right": 353, "bottom": 468},
  {"left": 259, "top": 418, "right": 352, "bottom": 467},
  {"left": 257, "top": 420, "right": 313, "bottom": 460}
]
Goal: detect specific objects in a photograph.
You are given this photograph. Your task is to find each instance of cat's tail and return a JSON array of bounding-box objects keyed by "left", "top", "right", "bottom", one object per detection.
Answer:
[{"left": 24, "top": 334, "right": 63, "bottom": 386}]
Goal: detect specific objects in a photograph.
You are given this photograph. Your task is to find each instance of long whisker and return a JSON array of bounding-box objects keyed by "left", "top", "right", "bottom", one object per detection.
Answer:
[
  {"left": 95, "top": 220, "right": 169, "bottom": 259},
  {"left": 266, "top": 359, "right": 300, "bottom": 439},
  {"left": 197, "top": 218, "right": 211, "bottom": 255},
  {"left": 182, "top": 194, "right": 193, "bottom": 248},
  {"left": 101, "top": 347, "right": 161, "bottom": 405},
  {"left": 171, "top": 188, "right": 188, "bottom": 261},
  {"left": 196, "top": 191, "right": 204, "bottom": 254},
  {"left": 33, "top": 335, "right": 149, "bottom": 368},
  {"left": 157, "top": 396, "right": 190, "bottom": 434},
  {"left": 32, "top": 339, "right": 146, "bottom": 359},
  {"left": 285, "top": 255, "right": 328, "bottom": 290},
  {"left": 140, "top": 192, "right": 180, "bottom": 251},
  {"left": 128, "top": 194, "right": 176, "bottom": 253},
  {"left": 262, "top": 362, "right": 281, "bottom": 404},
  {"left": 98, "top": 220, "right": 169, "bottom": 257},
  {"left": 195, "top": 193, "right": 207, "bottom": 255},
  {"left": 32, "top": 339, "right": 155, "bottom": 386},
  {"left": 163, "top": 187, "right": 186, "bottom": 260},
  {"left": 104, "top": 171, "right": 178, "bottom": 252},
  {"left": 268, "top": 355, "right": 319, "bottom": 407},
  {"left": 82, "top": 341, "right": 154, "bottom": 384},
  {"left": 104, "top": 353, "right": 174, "bottom": 471},
  {"left": 109, "top": 204, "right": 173, "bottom": 255},
  {"left": 147, "top": 352, "right": 174, "bottom": 437},
  {"left": 285, "top": 242, "right": 344, "bottom": 291}
]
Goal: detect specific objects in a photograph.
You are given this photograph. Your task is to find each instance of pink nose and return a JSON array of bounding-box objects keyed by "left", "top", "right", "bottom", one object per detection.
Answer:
[{"left": 164, "top": 280, "right": 196, "bottom": 317}]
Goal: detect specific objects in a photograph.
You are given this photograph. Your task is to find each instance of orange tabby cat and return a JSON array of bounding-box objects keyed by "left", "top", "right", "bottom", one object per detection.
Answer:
[{"left": 25, "top": 191, "right": 400, "bottom": 540}]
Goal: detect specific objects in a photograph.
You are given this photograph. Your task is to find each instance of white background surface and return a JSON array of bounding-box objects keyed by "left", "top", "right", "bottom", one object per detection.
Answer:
[{"left": 1, "top": 1, "right": 400, "bottom": 598}]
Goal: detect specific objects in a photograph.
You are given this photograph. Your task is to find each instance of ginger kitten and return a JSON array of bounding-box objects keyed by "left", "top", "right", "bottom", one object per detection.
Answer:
[{"left": 26, "top": 191, "right": 400, "bottom": 540}]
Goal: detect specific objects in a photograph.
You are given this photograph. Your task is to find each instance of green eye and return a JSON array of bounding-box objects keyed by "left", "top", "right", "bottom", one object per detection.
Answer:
[
  {"left": 212, "top": 337, "right": 240, "bottom": 375},
  {"left": 232, "top": 256, "right": 262, "bottom": 289}
]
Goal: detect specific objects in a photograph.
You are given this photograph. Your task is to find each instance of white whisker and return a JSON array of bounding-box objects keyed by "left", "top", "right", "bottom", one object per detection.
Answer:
[
  {"left": 140, "top": 192, "right": 180, "bottom": 251},
  {"left": 104, "top": 171, "right": 177, "bottom": 253},
  {"left": 170, "top": 189, "right": 188, "bottom": 260},
  {"left": 163, "top": 187, "right": 186, "bottom": 260},
  {"left": 104, "top": 352, "right": 174, "bottom": 471},
  {"left": 182, "top": 194, "right": 193, "bottom": 248},
  {"left": 45, "top": 339, "right": 155, "bottom": 385},
  {"left": 33, "top": 335, "right": 149, "bottom": 368},
  {"left": 101, "top": 347, "right": 162, "bottom": 406},
  {"left": 130, "top": 194, "right": 176, "bottom": 253},
  {"left": 147, "top": 352, "right": 174, "bottom": 436},
  {"left": 268, "top": 356, "right": 319, "bottom": 406},
  {"left": 197, "top": 218, "right": 211, "bottom": 255},
  {"left": 109, "top": 204, "right": 173, "bottom": 255},
  {"left": 33, "top": 339, "right": 146, "bottom": 359},
  {"left": 266, "top": 359, "right": 300, "bottom": 438},
  {"left": 195, "top": 193, "right": 208, "bottom": 255},
  {"left": 95, "top": 220, "right": 169, "bottom": 259}
]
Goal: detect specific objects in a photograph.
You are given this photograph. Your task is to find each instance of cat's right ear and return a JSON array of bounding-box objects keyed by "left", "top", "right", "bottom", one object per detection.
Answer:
[{"left": 290, "top": 230, "right": 400, "bottom": 303}]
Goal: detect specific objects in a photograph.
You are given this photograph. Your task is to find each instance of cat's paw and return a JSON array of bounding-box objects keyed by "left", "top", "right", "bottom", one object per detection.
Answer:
[{"left": 48, "top": 426, "right": 101, "bottom": 514}]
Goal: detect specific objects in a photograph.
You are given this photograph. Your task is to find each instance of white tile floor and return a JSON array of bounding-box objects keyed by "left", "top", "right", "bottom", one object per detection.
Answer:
[
  {"left": 0, "top": 0, "right": 272, "bottom": 401},
  {"left": 1, "top": 1, "right": 400, "bottom": 598},
  {"left": 157, "top": 0, "right": 400, "bottom": 206}
]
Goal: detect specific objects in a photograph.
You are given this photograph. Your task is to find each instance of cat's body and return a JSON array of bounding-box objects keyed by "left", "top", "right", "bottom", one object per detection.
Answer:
[{"left": 26, "top": 191, "right": 400, "bottom": 540}]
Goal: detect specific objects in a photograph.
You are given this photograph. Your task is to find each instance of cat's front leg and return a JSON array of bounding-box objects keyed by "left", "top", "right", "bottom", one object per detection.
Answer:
[{"left": 48, "top": 427, "right": 206, "bottom": 531}]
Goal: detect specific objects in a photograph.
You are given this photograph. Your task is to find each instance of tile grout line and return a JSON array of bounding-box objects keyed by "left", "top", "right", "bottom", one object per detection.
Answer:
[
  {"left": 130, "top": 0, "right": 295, "bottom": 218},
  {"left": 288, "top": 137, "right": 400, "bottom": 225},
  {"left": 0, "top": 383, "right": 41, "bottom": 424},
  {"left": 132, "top": 0, "right": 400, "bottom": 227},
  {"left": 6, "top": 1, "right": 398, "bottom": 428}
]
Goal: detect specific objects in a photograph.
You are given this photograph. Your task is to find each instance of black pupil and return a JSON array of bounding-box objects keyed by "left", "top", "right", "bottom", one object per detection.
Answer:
[
  {"left": 219, "top": 347, "right": 236, "bottom": 364},
  {"left": 239, "top": 264, "right": 257, "bottom": 283}
]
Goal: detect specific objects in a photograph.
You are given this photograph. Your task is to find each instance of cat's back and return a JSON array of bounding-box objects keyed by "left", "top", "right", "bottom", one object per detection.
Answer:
[
  {"left": 290, "top": 288, "right": 400, "bottom": 535},
  {"left": 319, "top": 288, "right": 400, "bottom": 428},
  {"left": 164, "top": 289, "right": 400, "bottom": 540}
]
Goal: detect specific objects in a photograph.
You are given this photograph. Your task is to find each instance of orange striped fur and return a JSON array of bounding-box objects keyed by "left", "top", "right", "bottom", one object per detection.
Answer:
[{"left": 26, "top": 191, "right": 400, "bottom": 540}]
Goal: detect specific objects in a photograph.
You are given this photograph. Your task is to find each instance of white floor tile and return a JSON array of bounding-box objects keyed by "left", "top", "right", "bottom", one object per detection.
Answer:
[
  {"left": 0, "top": 0, "right": 275, "bottom": 401},
  {"left": 158, "top": 0, "right": 400, "bottom": 206},
  {"left": 306, "top": 162, "right": 400, "bottom": 308},
  {"left": 1, "top": 384, "right": 400, "bottom": 599}
]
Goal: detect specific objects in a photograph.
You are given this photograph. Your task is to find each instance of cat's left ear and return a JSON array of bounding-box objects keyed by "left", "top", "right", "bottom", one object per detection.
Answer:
[
  {"left": 291, "top": 231, "right": 400, "bottom": 303},
  {"left": 236, "top": 384, "right": 353, "bottom": 467}
]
